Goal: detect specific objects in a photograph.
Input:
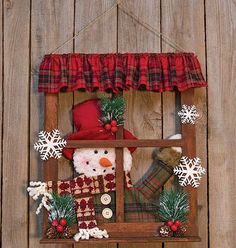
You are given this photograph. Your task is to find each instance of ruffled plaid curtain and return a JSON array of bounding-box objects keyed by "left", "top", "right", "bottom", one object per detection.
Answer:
[{"left": 38, "top": 53, "right": 207, "bottom": 93}]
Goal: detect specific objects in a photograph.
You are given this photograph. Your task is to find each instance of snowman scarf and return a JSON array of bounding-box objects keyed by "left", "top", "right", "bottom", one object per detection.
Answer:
[{"left": 46, "top": 172, "right": 133, "bottom": 239}]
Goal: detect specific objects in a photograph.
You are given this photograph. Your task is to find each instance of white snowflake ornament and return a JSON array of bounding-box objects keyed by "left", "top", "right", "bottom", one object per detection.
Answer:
[
  {"left": 34, "top": 129, "right": 67, "bottom": 160},
  {"left": 178, "top": 105, "right": 200, "bottom": 124},
  {"left": 174, "top": 156, "right": 206, "bottom": 188}
]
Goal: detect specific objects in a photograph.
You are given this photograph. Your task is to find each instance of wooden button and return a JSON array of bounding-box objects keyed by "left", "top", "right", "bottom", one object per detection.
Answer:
[
  {"left": 102, "top": 208, "right": 113, "bottom": 219},
  {"left": 100, "top": 194, "right": 111, "bottom": 205}
]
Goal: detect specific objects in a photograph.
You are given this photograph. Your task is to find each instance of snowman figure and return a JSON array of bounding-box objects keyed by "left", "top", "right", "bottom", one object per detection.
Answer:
[
  {"left": 73, "top": 147, "right": 132, "bottom": 177},
  {"left": 28, "top": 99, "right": 137, "bottom": 241},
  {"left": 28, "top": 98, "right": 182, "bottom": 241}
]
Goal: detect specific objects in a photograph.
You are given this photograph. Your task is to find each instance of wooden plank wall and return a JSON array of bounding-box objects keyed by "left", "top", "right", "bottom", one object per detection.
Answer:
[{"left": 1, "top": 0, "right": 235, "bottom": 248}]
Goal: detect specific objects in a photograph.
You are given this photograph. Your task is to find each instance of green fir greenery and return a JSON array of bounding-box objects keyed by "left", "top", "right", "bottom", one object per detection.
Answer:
[
  {"left": 158, "top": 189, "right": 189, "bottom": 222},
  {"left": 99, "top": 95, "right": 125, "bottom": 125},
  {"left": 48, "top": 193, "right": 77, "bottom": 226}
]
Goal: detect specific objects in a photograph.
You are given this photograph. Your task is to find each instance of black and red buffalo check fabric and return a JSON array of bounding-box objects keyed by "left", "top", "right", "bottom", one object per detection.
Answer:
[{"left": 38, "top": 53, "right": 207, "bottom": 93}]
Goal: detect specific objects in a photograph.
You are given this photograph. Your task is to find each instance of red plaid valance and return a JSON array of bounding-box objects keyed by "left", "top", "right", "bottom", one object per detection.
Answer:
[{"left": 38, "top": 53, "right": 207, "bottom": 93}]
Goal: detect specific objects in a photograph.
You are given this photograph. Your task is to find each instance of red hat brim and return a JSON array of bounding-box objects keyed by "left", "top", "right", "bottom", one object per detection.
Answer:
[{"left": 62, "top": 127, "right": 137, "bottom": 161}]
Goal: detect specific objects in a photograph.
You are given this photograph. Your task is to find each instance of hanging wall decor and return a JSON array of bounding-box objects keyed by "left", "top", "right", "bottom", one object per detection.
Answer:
[{"left": 28, "top": 53, "right": 207, "bottom": 244}]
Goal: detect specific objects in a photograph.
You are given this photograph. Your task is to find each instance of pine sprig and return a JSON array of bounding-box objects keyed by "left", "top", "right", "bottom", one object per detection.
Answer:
[
  {"left": 100, "top": 95, "right": 125, "bottom": 125},
  {"left": 158, "top": 190, "right": 189, "bottom": 222},
  {"left": 48, "top": 193, "right": 76, "bottom": 226}
]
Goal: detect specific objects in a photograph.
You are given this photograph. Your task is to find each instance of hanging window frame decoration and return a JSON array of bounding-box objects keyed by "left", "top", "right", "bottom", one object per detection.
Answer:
[{"left": 28, "top": 53, "right": 207, "bottom": 244}]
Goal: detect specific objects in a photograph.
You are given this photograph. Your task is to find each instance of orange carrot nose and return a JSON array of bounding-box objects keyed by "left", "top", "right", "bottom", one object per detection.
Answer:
[{"left": 99, "top": 157, "right": 112, "bottom": 167}]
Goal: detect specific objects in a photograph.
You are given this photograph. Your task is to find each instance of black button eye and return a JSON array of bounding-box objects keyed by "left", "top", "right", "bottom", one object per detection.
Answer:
[
  {"left": 86, "top": 161, "right": 89, "bottom": 165},
  {"left": 104, "top": 150, "right": 108, "bottom": 154},
  {"left": 94, "top": 150, "right": 98, "bottom": 154}
]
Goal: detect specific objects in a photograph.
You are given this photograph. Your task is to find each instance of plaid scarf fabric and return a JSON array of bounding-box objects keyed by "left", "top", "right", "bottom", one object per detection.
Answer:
[
  {"left": 47, "top": 159, "right": 173, "bottom": 228},
  {"left": 47, "top": 172, "right": 133, "bottom": 229},
  {"left": 38, "top": 53, "right": 207, "bottom": 93}
]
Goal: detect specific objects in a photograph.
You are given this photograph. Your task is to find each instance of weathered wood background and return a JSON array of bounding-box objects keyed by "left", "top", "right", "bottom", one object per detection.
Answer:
[{"left": 1, "top": 0, "right": 235, "bottom": 247}]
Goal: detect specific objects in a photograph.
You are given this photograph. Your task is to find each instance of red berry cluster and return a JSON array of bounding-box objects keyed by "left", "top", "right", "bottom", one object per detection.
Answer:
[
  {"left": 166, "top": 220, "right": 182, "bottom": 232},
  {"left": 51, "top": 218, "right": 67, "bottom": 233},
  {"left": 104, "top": 120, "right": 118, "bottom": 133}
]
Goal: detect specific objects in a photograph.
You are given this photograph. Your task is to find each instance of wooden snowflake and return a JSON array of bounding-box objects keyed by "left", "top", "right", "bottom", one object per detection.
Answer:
[
  {"left": 34, "top": 129, "right": 67, "bottom": 160},
  {"left": 178, "top": 105, "right": 200, "bottom": 124},
  {"left": 173, "top": 156, "right": 206, "bottom": 188}
]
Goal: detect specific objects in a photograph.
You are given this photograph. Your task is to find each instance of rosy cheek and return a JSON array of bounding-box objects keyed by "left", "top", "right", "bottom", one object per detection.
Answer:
[
  {"left": 79, "top": 159, "right": 90, "bottom": 165},
  {"left": 110, "top": 154, "right": 116, "bottom": 162}
]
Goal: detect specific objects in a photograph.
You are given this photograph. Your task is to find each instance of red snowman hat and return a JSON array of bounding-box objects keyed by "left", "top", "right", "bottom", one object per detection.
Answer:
[{"left": 62, "top": 99, "right": 137, "bottom": 160}]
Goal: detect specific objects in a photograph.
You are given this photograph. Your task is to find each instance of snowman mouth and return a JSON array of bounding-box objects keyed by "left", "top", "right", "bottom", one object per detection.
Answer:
[
  {"left": 91, "top": 166, "right": 115, "bottom": 174},
  {"left": 92, "top": 168, "right": 107, "bottom": 173}
]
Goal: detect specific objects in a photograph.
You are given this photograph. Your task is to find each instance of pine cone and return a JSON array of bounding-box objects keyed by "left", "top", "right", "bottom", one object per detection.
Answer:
[
  {"left": 46, "top": 227, "right": 58, "bottom": 239},
  {"left": 62, "top": 226, "right": 74, "bottom": 239},
  {"left": 46, "top": 226, "right": 74, "bottom": 239},
  {"left": 159, "top": 225, "right": 173, "bottom": 237},
  {"left": 174, "top": 225, "right": 187, "bottom": 237}
]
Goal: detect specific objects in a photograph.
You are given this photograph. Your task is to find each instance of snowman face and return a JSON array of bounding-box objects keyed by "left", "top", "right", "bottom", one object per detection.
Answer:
[{"left": 73, "top": 148, "right": 132, "bottom": 177}]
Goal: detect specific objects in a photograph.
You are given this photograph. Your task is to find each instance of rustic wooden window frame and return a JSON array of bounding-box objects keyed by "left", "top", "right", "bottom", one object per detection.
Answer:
[{"left": 41, "top": 88, "right": 200, "bottom": 244}]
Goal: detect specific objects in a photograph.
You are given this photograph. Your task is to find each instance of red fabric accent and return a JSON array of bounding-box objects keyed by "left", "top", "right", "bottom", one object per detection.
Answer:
[
  {"left": 88, "top": 221, "right": 96, "bottom": 229},
  {"left": 62, "top": 99, "right": 137, "bottom": 160},
  {"left": 104, "top": 174, "right": 115, "bottom": 181},
  {"left": 79, "top": 222, "right": 87, "bottom": 229},
  {"left": 73, "top": 99, "right": 101, "bottom": 131},
  {"left": 80, "top": 199, "right": 87, "bottom": 211},
  {"left": 38, "top": 53, "right": 207, "bottom": 93},
  {"left": 59, "top": 181, "right": 70, "bottom": 190},
  {"left": 76, "top": 177, "right": 84, "bottom": 187},
  {"left": 55, "top": 172, "right": 131, "bottom": 229}
]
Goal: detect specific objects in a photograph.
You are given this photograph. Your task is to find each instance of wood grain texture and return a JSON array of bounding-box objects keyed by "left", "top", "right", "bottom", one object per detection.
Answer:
[
  {"left": 181, "top": 89, "right": 198, "bottom": 236},
  {"left": 115, "top": 127, "right": 125, "bottom": 223},
  {"left": 66, "top": 139, "right": 185, "bottom": 148},
  {"left": 74, "top": 2, "right": 117, "bottom": 248},
  {"left": 44, "top": 94, "right": 59, "bottom": 181},
  {"left": 75, "top": 0, "right": 117, "bottom": 53},
  {"left": 162, "top": 91, "right": 178, "bottom": 190},
  {"left": 0, "top": 0, "right": 2, "bottom": 241},
  {"left": 41, "top": 221, "right": 200, "bottom": 242},
  {"left": 30, "top": 1, "right": 74, "bottom": 248},
  {"left": 40, "top": 236, "right": 201, "bottom": 244},
  {"left": 161, "top": 1, "right": 207, "bottom": 247},
  {"left": 206, "top": 0, "right": 236, "bottom": 247},
  {"left": 118, "top": 1, "right": 162, "bottom": 248},
  {"left": 58, "top": 91, "right": 74, "bottom": 181},
  {"left": 43, "top": 94, "right": 59, "bottom": 238},
  {"left": 119, "top": 0, "right": 162, "bottom": 184},
  {"left": 2, "top": 0, "right": 30, "bottom": 247}
]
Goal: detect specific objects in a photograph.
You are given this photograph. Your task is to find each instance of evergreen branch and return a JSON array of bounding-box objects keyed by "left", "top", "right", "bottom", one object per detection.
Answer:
[
  {"left": 100, "top": 95, "right": 125, "bottom": 125},
  {"left": 157, "top": 189, "right": 189, "bottom": 222},
  {"left": 48, "top": 193, "right": 77, "bottom": 226}
]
